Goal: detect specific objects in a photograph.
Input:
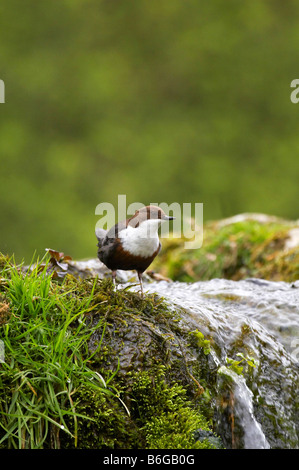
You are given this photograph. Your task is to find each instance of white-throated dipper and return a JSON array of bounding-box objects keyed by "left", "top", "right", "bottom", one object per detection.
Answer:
[{"left": 96, "top": 205, "right": 174, "bottom": 296}]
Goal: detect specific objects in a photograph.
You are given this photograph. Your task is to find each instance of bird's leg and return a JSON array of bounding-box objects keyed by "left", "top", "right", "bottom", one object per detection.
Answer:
[
  {"left": 137, "top": 271, "right": 144, "bottom": 298},
  {"left": 112, "top": 270, "right": 117, "bottom": 288}
]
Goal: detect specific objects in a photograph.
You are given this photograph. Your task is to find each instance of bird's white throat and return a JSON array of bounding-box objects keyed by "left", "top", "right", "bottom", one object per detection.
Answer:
[{"left": 119, "top": 219, "right": 162, "bottom": 257}]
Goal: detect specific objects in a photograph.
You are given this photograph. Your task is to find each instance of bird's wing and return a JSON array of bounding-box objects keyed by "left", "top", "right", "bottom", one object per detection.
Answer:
[
  {"left": 106, "top": 220, "right": 128, "bottom": 238},
  {"left": 96, "top": 219, "right": 128, "bottom": 253}
]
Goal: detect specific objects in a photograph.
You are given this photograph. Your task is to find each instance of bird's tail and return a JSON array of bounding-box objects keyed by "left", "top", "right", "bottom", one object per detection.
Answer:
[{"left": 95, "top": 227, "right": 107, "bottom": 248}]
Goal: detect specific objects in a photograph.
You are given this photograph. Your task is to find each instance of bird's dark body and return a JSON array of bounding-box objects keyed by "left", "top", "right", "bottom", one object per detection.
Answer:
[{"left": 97, "top": 235, "right": 161, "bottom": 273}]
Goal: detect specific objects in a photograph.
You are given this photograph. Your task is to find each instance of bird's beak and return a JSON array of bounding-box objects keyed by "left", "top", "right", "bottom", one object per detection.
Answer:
[{"left": 164, "top": 215, "right": 175, "bottom": 220}]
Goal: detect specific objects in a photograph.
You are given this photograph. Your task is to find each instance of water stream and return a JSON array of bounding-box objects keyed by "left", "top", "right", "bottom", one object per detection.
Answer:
[{"left": 131, "top": 278, "right": 299, "bottom": 449}]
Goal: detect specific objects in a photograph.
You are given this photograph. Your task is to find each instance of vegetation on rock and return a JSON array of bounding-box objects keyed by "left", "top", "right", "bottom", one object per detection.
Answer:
[
  {"left": 0, "top": 253, "right": 221, "bottom": 449},
  {"left": 153, "top": 217, "right": 299, "bottom": 283}
]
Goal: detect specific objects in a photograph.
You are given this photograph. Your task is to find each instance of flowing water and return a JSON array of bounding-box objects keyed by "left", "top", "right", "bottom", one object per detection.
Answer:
[{"left": 133, "top": 278, "right": 299, "bottom": 449}]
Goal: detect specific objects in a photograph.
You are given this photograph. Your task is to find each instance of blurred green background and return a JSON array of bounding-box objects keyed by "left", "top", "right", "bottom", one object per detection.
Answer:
[{"left": 1, "top": 0, "right": 299, "bottom": 262}]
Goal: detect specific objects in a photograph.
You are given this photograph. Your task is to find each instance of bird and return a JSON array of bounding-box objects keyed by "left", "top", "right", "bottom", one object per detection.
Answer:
[{"left": 96, "top": 205, "right": 175, "bottom": 296}]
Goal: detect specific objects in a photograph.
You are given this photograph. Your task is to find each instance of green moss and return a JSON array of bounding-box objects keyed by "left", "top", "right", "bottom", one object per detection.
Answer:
[
  {"left": 61, "top": 366, "right": 220, "bottom": 449},
  {"left": 130, "top": 366, "right": 217, "bottom": 449},
  {"left": 153, "top": 219, "right": 298, "bottom": 282},
  {"left": 61, "top": 384, "right": 143, "bottom": 449}
]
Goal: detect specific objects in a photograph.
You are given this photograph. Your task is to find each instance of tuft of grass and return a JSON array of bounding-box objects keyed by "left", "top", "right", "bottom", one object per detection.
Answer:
[{"left": 0, "top": 257, "right": 120, "bottom": 449}]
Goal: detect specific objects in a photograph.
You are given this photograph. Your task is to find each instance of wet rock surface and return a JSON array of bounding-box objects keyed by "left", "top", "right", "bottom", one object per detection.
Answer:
[{"left": 134, "top": 278, "right": 299, "bottom": 449}]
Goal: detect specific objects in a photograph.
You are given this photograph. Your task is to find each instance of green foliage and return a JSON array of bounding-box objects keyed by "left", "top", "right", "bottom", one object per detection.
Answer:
[
  {"left": 190, "top": 330, "right": 211, "bottom": 355},
  {"left": 225, "top": 353, "right": 258, "bottom": 376},
  {"left": 0, "top": 259, "right": 118, "bottom": 448}
]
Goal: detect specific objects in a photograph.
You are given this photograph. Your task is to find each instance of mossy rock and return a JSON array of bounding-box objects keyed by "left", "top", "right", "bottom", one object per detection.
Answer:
[
  {"left": 0, "top": 262, "right": 222, "bottom": 449},
  {"left": 62, "top": 366, "right": 218, "bottom": 449},
  {"left": 60, "top": 278, "right": 222, "bottom": 449},
  {"left": 152, "top": 215, "right": 299, "bottom": 282},
  {"left": 87, "top": 279, "right": 215, "bottom": 396},
  {"left": 60, "top": 384, "right": 143, "bottom": 449}
]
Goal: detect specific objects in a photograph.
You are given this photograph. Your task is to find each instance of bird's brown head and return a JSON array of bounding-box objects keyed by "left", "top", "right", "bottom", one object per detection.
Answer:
[{"left": 128, "top": 205, "right": 175, "bottom": 228}]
